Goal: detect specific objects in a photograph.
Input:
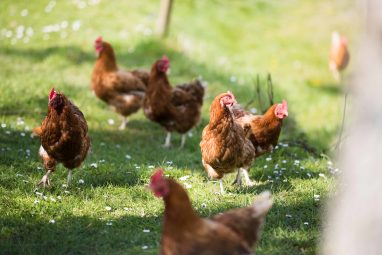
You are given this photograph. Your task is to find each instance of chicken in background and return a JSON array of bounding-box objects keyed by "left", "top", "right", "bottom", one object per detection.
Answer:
[
  {"left": 149, "top": 169, "right": 273, "bottom": 255},
  {"left": 91, "top": 36, "right": 149, "bottom": 129},
  {"left": 37, "top": 88, "right": 91, "bottom": 187},
  {"left": 200, "top": 92, "right": 255, "bottom": 193},
  {"left": 143, "top": 56, "right": 204, "bottom": 148},
  {"left": 329, "top": 31, "right": 350, "bottom": 82},
  {"left": 233, "top": 100, "right": 288, "bottom": 161}
]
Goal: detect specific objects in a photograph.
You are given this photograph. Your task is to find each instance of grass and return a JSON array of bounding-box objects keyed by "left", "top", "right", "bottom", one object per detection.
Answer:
[{"left": 0, "top": 0, "right": 358, "bottom": 254}]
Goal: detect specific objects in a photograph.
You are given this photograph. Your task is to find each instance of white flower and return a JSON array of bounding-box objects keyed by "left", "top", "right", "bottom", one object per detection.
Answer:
[
  {"left": 143, "top": 229, "right": 150, "bottom": 233},
  {"left": 105, "top": 206, "right": 112, "bottom": 211},
  {"left": 62, "top": 184, "right": 67, "bottom": 188},
  {"left": 78, "top": 179, "right": 85, "bottom": 184},
  {"left": 264, "top": 165, "right": 268, "bottom": 169},
  {"left": 90, "top": 163, "right": 98, "bottom": 168},
  {"left": 303, "top": 222, "right": 309, "bottom": 225},
  {"left": 125, "top": 154, "right": 131, "bottom": 159},
  {"left": 141, "top": 246, "right": 148, "bottom": 250},
  {"left": 1, "top": 123, "right": 6, "bottom": 128},
  {"left": 294, "top": 160, "right": 300, "bottom": 165},
  {"left": 20, "top": 132, "right": 25, "bottom": 137},
  {"left": 64, "top": 190, "right": 70, "bottom": 194},
  {"left": 20, "top": 9, "right": 28, "bottom": 17},
  {"left": 282, "top": 160, "right": 287, "bottom": 164},
  {"left": 34, "top": 199, "right": 40, "bottom": 204},
  {"left": 57, "top": 196, "right": 62, "bottom": 200},
  {"left": 266, "top": 157, "right": 272, "bottom": 161},
  {"left": 106, "top": 221, "right": 113, "bottom": 226},
  {"left": 35, "top": 192, "right": 43, "bottom": 197},
  {"left": 319, "top": 173, "right": 327, "bottom": 179},
  {"left": 107, "top": 119, "right": 115, "bottom": 125},
  {"left": 49, "top": 219, "right": 55, "bottom": 224},
  {"left": 179, "top": 175, "right": 190, "bottom": 181},
  {"left": 50, "top": 197, "right": 57, "bottom": 202},
  {"left": 166, "top": 161, "right": 173, "bottom": 165},
  {"left": 123, "top": 207, "right": 129, "bottom": 211},
  {"left": 286, "top": 214, "right": 292, "bottom": 218},
  {"left": 184, "top": 183, "right": 192, "bottom": 189},
  {"left": 201, "top": 203, "right": 207, "bottom": 208},
  {"left": 72, "top": 20, "right": 81, "bottom": 31},
  {"left": 148, "top": 165, "right": 155, "bottom": 169},
  {"left": 306, "top": 173, "right": 312, "bottom": 178},
  {"left": 250, "top": 108, "right": 258, "bottom": 114}
]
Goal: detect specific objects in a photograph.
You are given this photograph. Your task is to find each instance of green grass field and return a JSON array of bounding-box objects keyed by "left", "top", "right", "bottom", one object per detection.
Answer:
[{"left": 0, "top": 0, "right": 359, "bottom": 254}]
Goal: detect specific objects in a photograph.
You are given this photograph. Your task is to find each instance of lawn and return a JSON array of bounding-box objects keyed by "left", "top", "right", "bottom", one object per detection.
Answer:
[{"left": 0, "top": 0, "right": 359, "bottom": 254}]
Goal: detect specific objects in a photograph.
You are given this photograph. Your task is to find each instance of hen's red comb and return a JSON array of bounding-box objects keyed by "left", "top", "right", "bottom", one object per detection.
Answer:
[
  {"left": 95, "top": 36, "right": 103, "bottom": 43},
  {"left": 49, "top": 87, "right": 56, "bottom": 101},
  {"left": 282, "top": 99, "right": 288, "bottom": 110},
  {"left": 150, "top": 169, "right": 164, "bottom": 185},
  {"left": 162, "top": 55, "right": 169, "bottom": 62}
]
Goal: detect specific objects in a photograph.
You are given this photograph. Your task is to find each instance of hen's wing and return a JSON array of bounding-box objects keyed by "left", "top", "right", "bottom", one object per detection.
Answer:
[
  {"left": 171, "top": 79, "right": 204, "bottom": 106},
  {"left": 212, "top": 191, "right": 273, "bottom": 248},
  {"left": 130, "top": 69, "right": 149, "bottom": 87},
  {"left": 111, "top": 70, "right": 147, "bottom": 94}
]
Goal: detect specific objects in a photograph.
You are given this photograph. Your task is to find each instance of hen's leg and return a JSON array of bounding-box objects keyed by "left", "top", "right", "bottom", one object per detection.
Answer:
[
  {"left": 67, "top": 170, "right": 73, "bottom": 186},
  {"left": 232, "top": 168, "right": 243, "bottom": 186},
  {"left": 38, "top": 170, "right": 52, "bottom": 187},
  {"left": 241, "top": 168, "right": 255, "bottom": 186},
  {"left": 219, "top": 179, "right": 225, "bottom": 194},
  {"left": 119, "top": 117, "right": 128, "bottom": 130},
  {"left": 163, "top": 132, "right": 171, "bottom": 148},
  {"left": 179, "top": 134, "right": 186, "bottom": 149}
]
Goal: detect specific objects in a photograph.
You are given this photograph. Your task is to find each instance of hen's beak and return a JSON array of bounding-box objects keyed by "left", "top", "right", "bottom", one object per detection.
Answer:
[{"left": 166, "top": 68, "right": 171, "bottom": 75}]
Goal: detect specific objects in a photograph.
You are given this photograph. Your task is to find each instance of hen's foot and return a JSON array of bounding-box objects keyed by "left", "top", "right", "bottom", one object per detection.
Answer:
[
  {"left": 179, "top": 134, "right": 186, "bottom": 149},
  {"left": 241, "top": 168, "right": 256, "bottom": 187},
  {"left": 38, "top": 175, "right": 51, "bottom": 187},
  {"left": 118, "top": 117, "right": 128, "bottom": 130},
  {"left": 232, "top": 169, "right": 243, "bottom": 186},
  {"left": 163, "top": 132, "right": 172, "bottom": 148}
]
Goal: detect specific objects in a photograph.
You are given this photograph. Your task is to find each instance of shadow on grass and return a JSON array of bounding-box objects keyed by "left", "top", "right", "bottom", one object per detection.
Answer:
[{"left": 0, "top": 212, "right": 160, "bottom": 255}]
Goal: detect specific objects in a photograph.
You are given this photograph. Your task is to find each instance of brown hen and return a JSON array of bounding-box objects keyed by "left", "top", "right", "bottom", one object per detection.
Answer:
[
  {"left": 233, "top": 100, "right": 288, "bottom": 159},
  {"left": 91, "top": 36, "right": 149, "bottom": 129},
  {"left": 329, "top": 31, "right": 350, "bottom": 82},
  {"left": 143, "top": 56, "right": 204, "bottom": 148},
  {"left": 200, "top": 92, "right": 255, "bottom": 193},
  {"left": 37, "top": 88, "right": 90, "bottom": 187},
  {"left": 149, "top": 169, "right": 272, "bottom": 255}
]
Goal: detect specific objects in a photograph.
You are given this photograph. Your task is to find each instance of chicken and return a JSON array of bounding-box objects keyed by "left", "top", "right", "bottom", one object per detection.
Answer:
[
  {"left": 232, "top": 100, "right": 288, "bottom": 160},
  {"left": 37, "top": 88, "right": 91, "bottom": 187},
  {"left": 143, "top": 56, "right": 204, "bottom": 148},
  {"left": 91, "top": 36, "right": 149, "bottom": 129},
  {"left": 329, "top": 31, "right": 350, "bottom": 82},
  {"left": 200, "top": 92, "right": 255, "bottom": 193},
  {"left": 149, "top": 169, "right": 273, "bottom": 255}
]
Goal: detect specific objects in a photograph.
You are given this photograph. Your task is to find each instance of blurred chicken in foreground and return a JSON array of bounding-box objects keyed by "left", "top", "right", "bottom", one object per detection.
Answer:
[
  {"left": 37, "top": 88, "right": 90, "bottom": 187},
  {"left": 149, "top": 169, "right": 273, "bottom": 255},
  {"left": 91, "top": 36, "right": 149, "bottom": 129},
  {"left": 329, "top": 31, "right": 350, "bottom": 82}
]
